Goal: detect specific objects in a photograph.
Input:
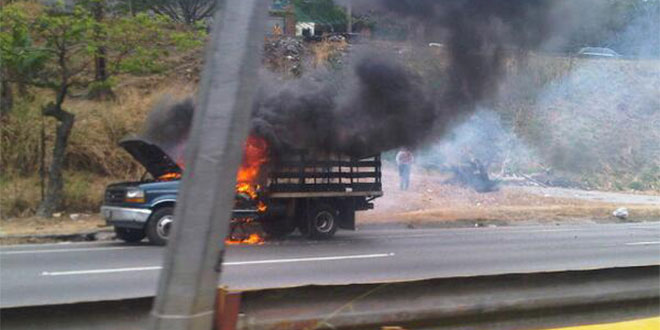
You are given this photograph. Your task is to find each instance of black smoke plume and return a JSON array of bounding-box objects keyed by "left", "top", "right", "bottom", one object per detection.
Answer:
[
  {"left": 140, "top": 98, "right": 194, "bottom": 163},
  {"left": 251, "top": 0, "right": 555, "bottom": 157},
  {"left": 252, "top": 56, "right": 436, "bottom": 156},
  {"left": 142, "top": 0, "right": 595, "bottom": 160}
]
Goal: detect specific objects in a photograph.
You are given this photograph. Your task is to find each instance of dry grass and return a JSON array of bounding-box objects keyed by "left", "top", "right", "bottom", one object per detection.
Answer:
[
  {"left": 0, "top": 171, "right": 133, "bottom": 218},
  {"left": 496, "top": 54, "right": 660, "bottom": 189},
  {"left": 2, "top": 40, "right": 658, "bottom": 222},
  {"left": 358, "top": 167, "right": 660, "bottom": 225},
  {"left": 1, "top": 56, "right": 199, "bottom": 217},
  {"left": 0, "top": 176, "right": 41, "bottom": 218},
  {"left": 381, "top": 204, "right": 660, "bottom": 225},
  {"left": 0, "top": 215, "right": 106, "bottom": 238},
  {"left": 309, "top": 40, "right": 348, "bottom": 68},
  {"left": 65, "top": 84, "right": 196, "bottom": 176},
  {"left": 2, "top": 84, "right": 195, "bottom": 174}
]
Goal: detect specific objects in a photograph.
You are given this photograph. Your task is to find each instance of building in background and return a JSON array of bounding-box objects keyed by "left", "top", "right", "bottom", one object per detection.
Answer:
[{"left": 269, "top": 0, "right": 296, "bottom": 36}]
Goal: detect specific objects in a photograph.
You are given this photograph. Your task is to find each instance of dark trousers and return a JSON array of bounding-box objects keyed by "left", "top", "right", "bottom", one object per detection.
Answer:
[{"left": 398, "top": 164, "right": 411, "bottom": 190}]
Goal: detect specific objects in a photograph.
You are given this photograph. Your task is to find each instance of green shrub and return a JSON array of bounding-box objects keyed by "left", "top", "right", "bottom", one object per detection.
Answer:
[
  {"left": 628, "top": 181, "right": 644, "bottom": 191},
  {"left": 87, "top": 78, "right": 117, "bottom": 100},
  {"left": 120, "top": 47, "right": 165, "bottom": 75}
]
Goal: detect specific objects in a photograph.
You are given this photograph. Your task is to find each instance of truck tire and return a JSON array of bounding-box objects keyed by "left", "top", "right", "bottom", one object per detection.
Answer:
[
  {"left": 146, "top": 207, "right": 174, "bottom": 246},
  {"left": 305, "top": 204, "right": 339, "bottom": 239},
  {"left": 114, "top": 227, "right": 145, "bottom": 243}
]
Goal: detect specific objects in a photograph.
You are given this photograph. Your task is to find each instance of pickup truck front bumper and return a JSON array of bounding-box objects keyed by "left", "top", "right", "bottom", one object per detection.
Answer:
[{"left": 101, "top": 206, "right": 152, "bottom": 229}]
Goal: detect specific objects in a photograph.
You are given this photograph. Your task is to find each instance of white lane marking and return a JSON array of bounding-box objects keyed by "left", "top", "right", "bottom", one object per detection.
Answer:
[
  {"left": 224, "top": 253, "right": 394, "bottom": 266},
  {"left": 371, "top": 234, "right": 441, "bottom": 239},
  {"left": 0, "top": 241, "right": 117, "bottom": 249},
  {"left": 505, "top": 229, "right": 573, "bottom": 233},
  {"left": 42, "top": 266, "right": 161, "bottom": 276},
  {"left": 40, "top": 253, "right": 395, "bottom": 276},
  {"left": 359, "top": 228, "right": 585, "bottom": 239},
  {"left": 625, "top": 241, "right": 660, "bottom": 246},
  {"left": 0, "top": 246, "right": 143, "bottom": 255},
  {"left": 378, "top": 223, "right": 660, "bottom": 236}
]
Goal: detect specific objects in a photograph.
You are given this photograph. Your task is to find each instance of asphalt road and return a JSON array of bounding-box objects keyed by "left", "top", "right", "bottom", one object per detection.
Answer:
[{"left": 1, "top": 222, "right": 659, "bottom": 308}]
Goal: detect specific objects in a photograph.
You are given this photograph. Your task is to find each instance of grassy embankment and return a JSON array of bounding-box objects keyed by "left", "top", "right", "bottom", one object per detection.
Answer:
[
  {"left": 1, "top": 43, "right": 658, "bottom": 223},
  {"left": 495, "top": 54, "right": 660, "bottom": 190},
  {"left": 1, "top": 50, "right": 201, "bottom": 219}
]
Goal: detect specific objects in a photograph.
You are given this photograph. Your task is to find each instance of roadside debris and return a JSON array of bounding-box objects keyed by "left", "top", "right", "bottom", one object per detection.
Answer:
[
  {"left": 264, "top": 36, "right": 304, "bottom": 76},
  {"left": 69, "top": 213, "right": 91, "bottom": 221},
  {"left": 447, "top": 159, "right": 498, "bottom": 193},
  {"left": 517, "top": 172, "right": 549, "bottom": 188},
  {"left": 612, "top": 207, "right": 629, "bottom": 220}
]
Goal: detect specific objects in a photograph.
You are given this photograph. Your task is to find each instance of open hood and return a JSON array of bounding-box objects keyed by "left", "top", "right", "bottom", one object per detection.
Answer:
[{"left": 119, "top": 137, "right": 182, "bottom": 178}]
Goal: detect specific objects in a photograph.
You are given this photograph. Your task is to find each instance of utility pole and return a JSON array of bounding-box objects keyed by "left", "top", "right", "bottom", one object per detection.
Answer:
[
  {"left": 346, "top": 1, "right": 352, "bottom": 34},
  {"left": 149, "top": 0, "right": 268, "bottom": 329}
]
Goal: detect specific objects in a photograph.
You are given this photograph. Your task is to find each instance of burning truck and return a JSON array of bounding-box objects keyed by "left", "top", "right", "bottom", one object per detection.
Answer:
[{"left": 101, "top": 134, "right": 383, "bottom": 245}]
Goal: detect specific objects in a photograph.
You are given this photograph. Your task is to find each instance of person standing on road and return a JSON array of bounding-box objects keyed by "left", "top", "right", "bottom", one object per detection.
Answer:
[{"left": 396, "top": 148, "right": 414, "bottom": 191}]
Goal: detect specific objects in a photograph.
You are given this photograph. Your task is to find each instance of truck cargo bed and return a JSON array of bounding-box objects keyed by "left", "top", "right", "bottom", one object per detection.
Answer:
[{"left": 267, "top": 153, "right": 382, "bottom": 198}]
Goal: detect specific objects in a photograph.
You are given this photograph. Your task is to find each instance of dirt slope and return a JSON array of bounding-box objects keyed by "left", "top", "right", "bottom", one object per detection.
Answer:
[{"left": 358, "top": 165, "right": 660, "bottom": 225}]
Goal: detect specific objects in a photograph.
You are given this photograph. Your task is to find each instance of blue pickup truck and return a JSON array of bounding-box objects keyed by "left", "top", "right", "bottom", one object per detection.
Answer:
[
  {"left": 102, "top": 137, "right": 383, "bottom": 245},
  {"left": 101, "top": 139, "right": 182, "bottom": 245}
]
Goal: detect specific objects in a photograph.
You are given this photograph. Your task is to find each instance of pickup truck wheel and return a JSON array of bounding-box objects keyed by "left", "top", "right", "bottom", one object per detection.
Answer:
[
  {"left": 114, "top": 227, "right": 145, "bottom": 243},
  {"left": 306, "top": 204, "right": 338, "bottom": 239},
  {"left": 146, "top": 207, "right": 174, "bottom": 246}
]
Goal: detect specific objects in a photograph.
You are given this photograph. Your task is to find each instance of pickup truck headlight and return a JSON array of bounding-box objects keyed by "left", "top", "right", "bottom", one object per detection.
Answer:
[{"left": 125, "top": 188, "right": 145, "bottom": 203}]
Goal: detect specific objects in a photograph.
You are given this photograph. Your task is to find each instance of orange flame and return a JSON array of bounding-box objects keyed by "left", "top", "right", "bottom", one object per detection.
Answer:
[
  {"left": 158, "top": 173, "right": 182, "bottom": 181},
  {"left": 224, "top": 135, "right": 270, "bottom": 245},
  {"left": 236, "top": 135, "right": 269, "bottom": 201},
  {"left": 225, "top": 233, "right": 265, "bottom": 245},
  {"left": 257, "top": 201, "right": 267, "bottom": 212}
]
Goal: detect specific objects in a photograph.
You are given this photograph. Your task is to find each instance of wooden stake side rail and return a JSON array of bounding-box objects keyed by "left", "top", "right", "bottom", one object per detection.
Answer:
[
  {"left": 267, "top": 154, "right": 382, "bottom": 194},
  {"left": 269, "top": 190, "right": 384, "bottom": 199}
]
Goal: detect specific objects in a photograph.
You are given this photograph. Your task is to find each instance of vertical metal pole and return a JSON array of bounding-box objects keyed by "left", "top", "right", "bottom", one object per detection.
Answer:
[{"left": 149, "top": 0, "right": 268, "bottom": 329}]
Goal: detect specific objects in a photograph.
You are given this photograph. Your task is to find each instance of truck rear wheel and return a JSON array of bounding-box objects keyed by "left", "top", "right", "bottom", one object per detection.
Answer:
[
  {"left": 304, "top": 204, "right": 339, "bottom": 239},
  {"left": 114, "top": 227, "right": 145, "bottom": 243},
  {"left": 146, "top": 207, "right": 173, "bottom": 246}
]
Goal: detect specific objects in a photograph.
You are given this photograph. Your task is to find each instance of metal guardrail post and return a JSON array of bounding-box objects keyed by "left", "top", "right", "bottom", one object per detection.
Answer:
[
  {"left": 149, "top": 0, "right": 268, "bottom": 329},
  {"left": 215, "top": 288, "right": 242, "bottom": 330}
]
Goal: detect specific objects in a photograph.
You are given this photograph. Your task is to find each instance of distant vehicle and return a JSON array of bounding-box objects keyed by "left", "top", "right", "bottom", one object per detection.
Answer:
[{"left": 577, "top": 47, "right": 621, "bottom": 58}]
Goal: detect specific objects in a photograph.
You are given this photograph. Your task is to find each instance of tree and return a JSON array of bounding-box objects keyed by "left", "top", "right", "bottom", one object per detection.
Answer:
[
  {"left": 105, "top": 13, "right": 200, "bottom": 75},
  {"left": 293, "top": 0, "right": 347, "bottom": 32},
  {"left": 32, "top": 7, "right": 96, "bottom": 216},
  {"left": 0, "top": 4, "right": 49, "bottom": 115},
  {"left": 1, "top": 2, "right": 206, "bottom": 217},
  {"left": 82, "top": 0, "right": 174, "bottom": 98},
  {"left": 89, "top": 0, "right": 112, "bottom": 99},
  {"left": 141, "top": 0, "right": 216, "bottom": 25},
  {"left": 87, "top": 9, "right": 174, "bottom": 98}
]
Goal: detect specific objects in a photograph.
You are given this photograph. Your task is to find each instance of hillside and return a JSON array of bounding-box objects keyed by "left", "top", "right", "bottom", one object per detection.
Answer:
[
  {"left": 0, "top": 49, "right": 203, "bottom": 217},
  {"left": 1, "top": 39, "right": 658, "bottom": 219}
]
